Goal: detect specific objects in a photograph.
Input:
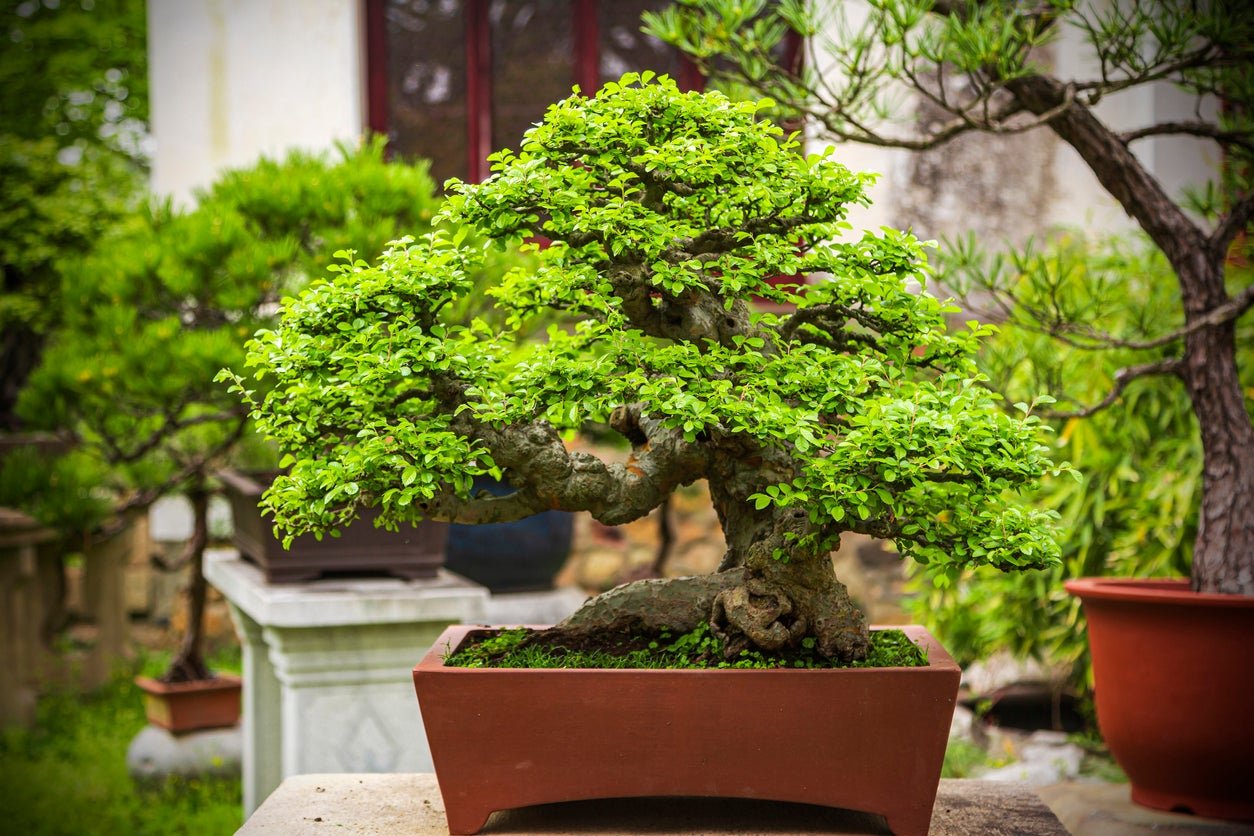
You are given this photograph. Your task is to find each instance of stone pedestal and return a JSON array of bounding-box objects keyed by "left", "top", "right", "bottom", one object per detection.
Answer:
[{"left": 204, "top": 550, "right": 487, "bottom": 814}]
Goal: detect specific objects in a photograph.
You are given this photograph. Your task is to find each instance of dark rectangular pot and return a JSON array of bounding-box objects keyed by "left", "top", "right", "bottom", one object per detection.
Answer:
[
  {"left": 413, "top": 624, "right": 960, "bottom": 835},
  {"left": 135, "top": 673, "right": 242, "bottom": 734},
  {"left": 219, "top": 468, "right": 448, "bottom": 583}
]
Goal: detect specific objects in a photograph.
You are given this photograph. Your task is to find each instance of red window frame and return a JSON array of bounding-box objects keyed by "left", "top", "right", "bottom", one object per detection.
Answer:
[{"left": 364, "top": 0, "right": 800, "bottom": 183}]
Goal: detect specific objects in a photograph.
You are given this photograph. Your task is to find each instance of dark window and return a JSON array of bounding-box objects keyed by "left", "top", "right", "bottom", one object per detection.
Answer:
[{"left": 368, "top": 0, "right": 784, "bottom": 185}]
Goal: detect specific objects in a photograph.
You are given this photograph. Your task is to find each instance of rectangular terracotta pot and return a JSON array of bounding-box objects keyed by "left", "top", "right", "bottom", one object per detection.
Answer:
[
  {"left": 219, "top": 468, "right": 448, "bottom": 583},
  {"left": 413, "top": 624, "right": 960, "bottom": 835},
  {"left": 135, "top": 673, "right": 242, "bottom": 734}
]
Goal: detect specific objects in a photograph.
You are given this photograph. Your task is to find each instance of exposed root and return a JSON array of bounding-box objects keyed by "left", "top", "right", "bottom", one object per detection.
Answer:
[
  {"left": 553, "top": 569, "right": 746, "bottom": 640},
  {"left": 548, "top": 563, "right": 869, "bottom": 663},
  {"left": 711, "top": 576, "right": 807, "bottom": 654},
  {"left": 711, "top": 573, "right": 869, "bottom": 663}
]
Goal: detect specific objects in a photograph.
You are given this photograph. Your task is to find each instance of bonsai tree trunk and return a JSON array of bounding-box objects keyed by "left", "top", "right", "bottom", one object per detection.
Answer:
[
  {"left": 162, "top": 478, "right": 212, "bottom": 683},
  {"left": 558, "top": 446, "right": 871, "bottom": 660}
]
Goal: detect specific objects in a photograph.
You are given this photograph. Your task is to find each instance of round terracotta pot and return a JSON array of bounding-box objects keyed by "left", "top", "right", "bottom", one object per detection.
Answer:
[{"left": 1066, "top": 577, "right": 1254, "bottom": 822}]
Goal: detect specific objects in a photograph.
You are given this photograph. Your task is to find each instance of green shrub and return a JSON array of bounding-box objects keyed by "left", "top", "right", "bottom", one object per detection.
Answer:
[{"left": 18, "top": 139, "right": 518, "bottom": 513}]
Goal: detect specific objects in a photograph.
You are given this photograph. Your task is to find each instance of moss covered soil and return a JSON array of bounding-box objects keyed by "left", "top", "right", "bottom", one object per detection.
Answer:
[{"left": 445, "top": 622, "right": 928, "bottom": 670}]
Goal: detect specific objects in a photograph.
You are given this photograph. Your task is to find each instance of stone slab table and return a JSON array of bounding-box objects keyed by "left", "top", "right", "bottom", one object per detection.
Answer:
[
  {"left": 237, "top": 773, "right": 1069, "bottom": 834},
  {"left": 1039, "top": 782, "right": 1254, "bottom": 835},
  {"left": 204, "top": 550, "right": 488, "bottom": 814}
]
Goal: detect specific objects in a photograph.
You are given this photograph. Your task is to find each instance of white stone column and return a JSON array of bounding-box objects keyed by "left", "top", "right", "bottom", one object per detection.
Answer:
[
  {"left": 228, "top": 604, "right": 283, "bottom": 814},
  {"left": 206, "top": 550, "right": 486, "bottom": 814}
]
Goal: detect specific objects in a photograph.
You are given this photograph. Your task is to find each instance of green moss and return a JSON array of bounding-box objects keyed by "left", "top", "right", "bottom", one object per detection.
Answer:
[{"left": 445, "top": 623, "right": 928, "bottom": 670}]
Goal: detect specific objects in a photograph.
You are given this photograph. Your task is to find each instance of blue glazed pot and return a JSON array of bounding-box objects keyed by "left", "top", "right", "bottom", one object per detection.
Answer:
[{"left": 445, "top": 477, "right": 574, "bottom": 593}]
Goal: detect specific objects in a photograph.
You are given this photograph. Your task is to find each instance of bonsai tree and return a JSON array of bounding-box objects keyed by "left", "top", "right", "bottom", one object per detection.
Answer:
[
  {"left": 231, "top": 74, "right": 1059, "bottom": 660},
  {"left": 19, "top": 141, "right": 459, "bottom": 681},
  {"left": 644, "top": 0, "right": 1253, "bottom": 595}
]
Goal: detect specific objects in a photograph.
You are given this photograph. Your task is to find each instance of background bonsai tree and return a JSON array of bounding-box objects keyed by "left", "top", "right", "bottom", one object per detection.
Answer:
[
  {"left": 644, "top": 0, "right": 1253, "bottom": 596},
  {"left": 18, "top": 141, "right": 461, "bottom": 681},
  {"left": 233, "top": 74, "right": 1059, "bottom": 660}
]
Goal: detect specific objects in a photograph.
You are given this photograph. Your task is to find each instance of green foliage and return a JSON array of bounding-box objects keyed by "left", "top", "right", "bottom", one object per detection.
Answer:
[
  {"left": 1, "top": 0, "right": 151, "bottom": 523},
  {"left": 908, "top": 235, "right": 1252, "bottom": 691},
  {"left": 0, "top": 657, "right": 242, "bottom": 835},
  {"left": 1, "top": 0, "right": 149, "bottom": 164},
  {"left": 941, "top": 738, "right": 999, "bottom": 778},
  {"left": 444, "top": 622, "right": 928, "bottom": 669},
  {"left": 237, "top": 75, "right": 1059, "bottom": 576},
  {"left": 18, "top": 141, "right": 465, "bottom": 514},
  {"left": 0, "top": 444, "right": 111, "bottom": 533},
  {"left": 0, "top": 136, "right": 134, "bottom": 337}
]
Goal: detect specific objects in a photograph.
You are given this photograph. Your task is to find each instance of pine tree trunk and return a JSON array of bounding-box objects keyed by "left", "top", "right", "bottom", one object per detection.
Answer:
[
  {"left": 1179, "top": 259, "right": 1254, "bottom": 594},
  {"left": 1005, "top": 75, "right": 1254, "bottom": 596}
]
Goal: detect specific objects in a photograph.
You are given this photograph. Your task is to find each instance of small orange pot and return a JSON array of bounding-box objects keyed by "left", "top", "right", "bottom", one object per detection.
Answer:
[
  {"left": 135, "top": 674, "right": 242, "bottom": 734},
  {"left": 414, "top": 624, "right": 959, "bottom": 835},
  {"left": 1066, "top": 577, "right": 1254, "bottom": 822}
]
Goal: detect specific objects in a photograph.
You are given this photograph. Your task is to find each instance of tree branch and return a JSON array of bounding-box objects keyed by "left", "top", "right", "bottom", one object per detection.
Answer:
[
  {"left": 1041, "top": 358, "right": 1183, "bottom": 419},
  {"left": 1005, "top": 74, "right": 1214, "bottom": 300},
  {"left": 1049, "top": 284, "right": 1254, "bottom": 351},
  {"left": 1121, "top": 121, "right": 1254, "bottom": 154},
  {"left": 438, "top": 379, "right": 711, "bottom": 527},
  {"left": 1211, "top": 192, "right": 1254, "bottom": 262}
]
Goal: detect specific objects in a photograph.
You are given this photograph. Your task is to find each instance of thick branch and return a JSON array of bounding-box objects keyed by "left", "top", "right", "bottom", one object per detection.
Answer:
[
  {"left": 439, "top": 383, "right": 710, "bottom": 526},
  {"left": 1005, "top": 74, "right": 1213, "bottom": 300}
]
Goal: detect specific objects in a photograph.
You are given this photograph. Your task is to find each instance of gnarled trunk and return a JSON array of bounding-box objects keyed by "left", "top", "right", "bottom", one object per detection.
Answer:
[{"left": 557, "top": 445, "right": 871, "bottom": 662}]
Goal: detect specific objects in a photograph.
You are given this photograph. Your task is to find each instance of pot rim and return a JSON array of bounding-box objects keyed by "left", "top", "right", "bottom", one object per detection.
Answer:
[
  {"left": 419, "top": 623, "right": 960, "bottom": 674},
  {"left": 1065, "top": 577, "right": 1254, "bottom": 608},
  {"left": 134, "top": 673, "right": 243, "bottom": 695}
]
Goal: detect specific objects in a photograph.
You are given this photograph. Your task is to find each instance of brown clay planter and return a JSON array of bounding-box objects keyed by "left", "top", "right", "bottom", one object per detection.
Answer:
[
  {"left": 219, "top": 468, "right": 447, "bottom": 583},
  {"left": 413, "top": 624, "right": 960, "bottom": 835},
  {"left": 1066, "top": 577, "right": 1254, "bottom": 822},
  {"left": 135, "top": 673, "right": 242, "bottom": 734}
]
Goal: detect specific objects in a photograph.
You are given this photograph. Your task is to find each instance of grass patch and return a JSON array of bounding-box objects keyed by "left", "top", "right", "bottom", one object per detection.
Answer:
[
  {"left": 446, "top": 623, "right": 929, "bottom": 670},
  {"left": 941, "top": 738, "right": 997, "bottom": 778},
  {"left": 0, "top": 650, "right": 243, "bottom": 835}
]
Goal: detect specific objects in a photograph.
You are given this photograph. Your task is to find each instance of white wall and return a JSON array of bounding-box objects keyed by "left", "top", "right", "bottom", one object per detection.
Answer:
[{"left": 148, "top": 0, "right": 364, "bottom": 204}]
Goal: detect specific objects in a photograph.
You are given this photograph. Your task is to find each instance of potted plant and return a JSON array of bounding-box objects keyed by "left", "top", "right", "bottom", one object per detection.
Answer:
[
  {"left": 231, "top": 74, "right": 1060, "bottom": 835},
  {"left": 17, "top": 141, "right": 475, "bottom": 724}
]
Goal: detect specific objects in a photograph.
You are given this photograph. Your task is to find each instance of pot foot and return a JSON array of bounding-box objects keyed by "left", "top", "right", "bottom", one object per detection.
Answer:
[
  {"left": 883, "top": 806, "right": 934, "bottom": 836},
  {"left": 443, "top": 804, "right": 492, "bottom": 835}
]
